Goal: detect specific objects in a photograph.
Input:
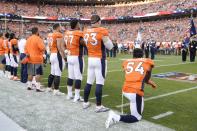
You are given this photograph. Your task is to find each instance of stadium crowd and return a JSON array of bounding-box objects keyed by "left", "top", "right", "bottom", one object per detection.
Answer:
[
  {"left": 0, "top": 0, "right": 196, "bottom": 18},
  {"left": 0, "top": 0, "right": 196, "bottom": 57},
  {"left": 1, "top": 17, "right": 196, "bottom": 52}
]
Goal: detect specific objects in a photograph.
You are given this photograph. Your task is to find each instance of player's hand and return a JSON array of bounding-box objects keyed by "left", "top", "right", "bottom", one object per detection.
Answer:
[{"left": 148, "top": 80, "right": 157, "bottom": 89}]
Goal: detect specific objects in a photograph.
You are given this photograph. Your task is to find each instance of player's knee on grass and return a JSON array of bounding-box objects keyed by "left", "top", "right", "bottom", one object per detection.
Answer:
[
  {"left": 74, "top": 80, "right": 81, "bottom": 89},
  {"left": 48, "top": 74, "right": 55, "bottom": 87},
  {"left": 84, "top": 83, "right": 92, "bottom": 102},
  {"left": 67, "top": 78, "right": 73, "bottom": 86},
  {"left": 54, "top": 76, "right": 60, "bottom": 90},
  {"left": 95, "top": 84, "right": 103, "bottom": 106},
  {"left": 120, "top": 115, "right": 139, "bottom": 123}
]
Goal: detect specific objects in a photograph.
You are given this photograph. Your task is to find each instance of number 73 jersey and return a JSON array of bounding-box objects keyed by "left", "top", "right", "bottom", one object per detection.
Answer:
[
  {"left": 122, "top": 58, "right": 154, "bottom": 95},
  {"left": 83, "top": 27, "right": 109, "bottom": 59}
]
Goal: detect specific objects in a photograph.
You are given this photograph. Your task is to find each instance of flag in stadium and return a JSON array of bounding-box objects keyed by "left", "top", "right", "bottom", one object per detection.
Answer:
[{"left": 190, "top": 18, "right": 196, "bottom": 37}]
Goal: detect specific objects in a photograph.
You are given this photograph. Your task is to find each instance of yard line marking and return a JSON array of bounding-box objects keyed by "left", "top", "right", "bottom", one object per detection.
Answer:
[
  {"left": 89, "top": 95, "right": 109, "bottom": 100},
  {"left": 116, "top": 86, "right": 197, "bottom": 108},
  {"left": 152, "top": 111, "right": 174, "bottom": 120}
]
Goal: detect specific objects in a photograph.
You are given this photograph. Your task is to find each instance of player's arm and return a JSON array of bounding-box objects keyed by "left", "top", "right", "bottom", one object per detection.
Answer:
[
  {"left": 57, "top": 38, "right": 66, "bottom": 59},
  {"left": 144, "top": 69, "right": 157, "bottom": 88},
  {"left": 79, "top": 37, "right": 86, "bottom": 46},
  {"left": 102, "top": 36, "right": 114, "bottom": 50},
  {"left": 60, "top": 38, "right": 67, "bottom": 61}
]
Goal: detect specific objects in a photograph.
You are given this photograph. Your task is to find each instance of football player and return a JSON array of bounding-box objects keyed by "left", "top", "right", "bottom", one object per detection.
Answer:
[
  {"left": 46, "top": 24, "right": 65, "bottom": 95},
  {"left": 64, "top": 19, "right": 85, "bottom": 102},
  {"left": 105, "top": 48, "right": 157, "bottom": 128},
  {"left": 83, "top": 15, "right": 114, "bottom": 113},
  {"left": 25, "top": 27, "right": 45, "bottom": 92},
  {"left": 3, "top": 33, "right": 11, "bottom": 78},
  {"left": 9, "top": 33, "right": 20, "bottom": 81}
]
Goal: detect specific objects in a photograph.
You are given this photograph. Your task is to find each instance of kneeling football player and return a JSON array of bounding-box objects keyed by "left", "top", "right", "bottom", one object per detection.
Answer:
[{"left": 105, "top": 48, "right": 157, "bottom": 128}]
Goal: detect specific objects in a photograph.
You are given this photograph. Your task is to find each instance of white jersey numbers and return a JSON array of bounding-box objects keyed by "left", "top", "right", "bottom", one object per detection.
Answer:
[{"left": 126, "top": 62, "right": 144, "bottom": 75}]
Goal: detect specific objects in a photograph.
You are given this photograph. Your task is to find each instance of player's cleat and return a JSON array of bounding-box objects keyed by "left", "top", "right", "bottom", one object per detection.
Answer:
[
  {"left": 73, "top": 97, "right": 84, "bottom": 103},
  {"left": 27, "top": 87, "right": 33, "bottom": 90},
  {"left": 36, "top": 88, "right": 44, "bottom": 92},
  {"left": 105, "top": 111, "right": 119, "bottom": 128},
  {"left": 95, "top": 105, "right": 110, "bottom": 113},
  {"left": 66, "top": 95, "right": 74, "bottom": 100},
  {"left": 53, "top": 90, "right": 65, "bottom": 96},
  {"left": 45, "top": 87, "right": 53, "bottom": 92},
  {"left": 83, "top": 102, "right": 91, "bottom": 109}
]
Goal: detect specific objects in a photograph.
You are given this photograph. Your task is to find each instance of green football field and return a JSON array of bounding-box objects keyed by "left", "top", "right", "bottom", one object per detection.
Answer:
[{"left": 41, "top": 54, "right": 197, "bottom": 131}]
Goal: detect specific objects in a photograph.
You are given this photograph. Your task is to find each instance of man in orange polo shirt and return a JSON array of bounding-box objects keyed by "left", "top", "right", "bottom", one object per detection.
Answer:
[
  {"left": 105, "top": 48, "right": 157, "bottom": 128},
  {"left": 0, "top": 32, "right": 5, "bottom": 78},
  {"left": 25, "top": 27, "right": 45, "bottom": 92}
]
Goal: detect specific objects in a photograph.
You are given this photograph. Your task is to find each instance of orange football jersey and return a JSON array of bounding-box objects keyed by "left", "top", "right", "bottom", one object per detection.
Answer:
[
  {"left": 48, "top": 32, "right": 63, "bottom": 53},
  {"left": 4, "top": 39, "right": 10, "bottom": 54},
  {"left": 83, "top": 27, "right": 109, "bottom": 58},
  {"left": 122, "top": 58, "right": 154, "bottom": 96},
  {"left": 64, "top": 30, "right": 83, "bottom": 56},
  {"left": 0, "top": 37, "right": 5, "bottom": 55}
]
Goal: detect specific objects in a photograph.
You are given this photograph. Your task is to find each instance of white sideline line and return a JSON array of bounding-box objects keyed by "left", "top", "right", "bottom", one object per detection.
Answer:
[
  {"left": 0, "top": 111, "right": 25, "bottom": 131},
  {"left": 89, "top": 94, "right": 109, "bottom": 100},
  {"left": 116, "top": 86, "right": 197, "bottom": 108},
  {"left": 152, "top": 111, "right": 174, "bottom": 120}
]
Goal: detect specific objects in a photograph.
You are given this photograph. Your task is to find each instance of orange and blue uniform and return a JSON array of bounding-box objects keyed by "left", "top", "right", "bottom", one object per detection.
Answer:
[
  {"left": 48, "top": 32, "right": 63, "bottom": 53},
  {"left": 83, "top": 27, "right": 109, "bottom": 59},
  {"left": 48, "top": 31, "right": 65, "bottom": 77},
  {"left": 122, "top": 58, "right": 154, "bottom": 96},
  {"left": 65, "top": 30, "right": 84, "bottom": 56}
]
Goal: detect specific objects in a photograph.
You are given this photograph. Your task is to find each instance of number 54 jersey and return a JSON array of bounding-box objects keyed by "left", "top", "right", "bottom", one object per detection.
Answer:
[{"left": 122, "top": 58, "right": 154, "bottom": 96}]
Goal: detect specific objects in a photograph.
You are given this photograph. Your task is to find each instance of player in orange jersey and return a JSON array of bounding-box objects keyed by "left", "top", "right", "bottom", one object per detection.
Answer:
[
  {"left": 0, "top": 32, "right": 6, "bottom": 78},
  {"left": 9, "top": 33, "right": 20, "bottom": 81},
  {"left": 105, "top": 48, "right": 157, "bottom": 128},
  {"left": 46, "top": 24, "right": 66, "bottom": 95},
  {"left": 83, "top": 15, "right": 114, "bottom": 113},
  {"left": 3, "top": 33, "right": 11, "bottom": 78},
  {"left": 25, "top": 27, "right": 45, "bottom": 92},
  {"left": 64, "top": 19, "right": 85, "bottom": 102}
]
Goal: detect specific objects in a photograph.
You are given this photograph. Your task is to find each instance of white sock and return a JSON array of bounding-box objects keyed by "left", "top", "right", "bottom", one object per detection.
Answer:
[
  {"left": 74, "top": 89, "right": 80, "bottom": 99},
  {"left": 114, "top": 114, "right": 121, "bottom": 121},
  {"left": 32, "top": 77, "right": 36, "bottom": 85},
  {"left": 0, "top": 70, "right": 3, "bottom": 77},
  {"left": 27, "top": 81, "right": 32, "bottom": 88},
  {"left": 67, "top": 86, "right": 73, "bottom": 96}
]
